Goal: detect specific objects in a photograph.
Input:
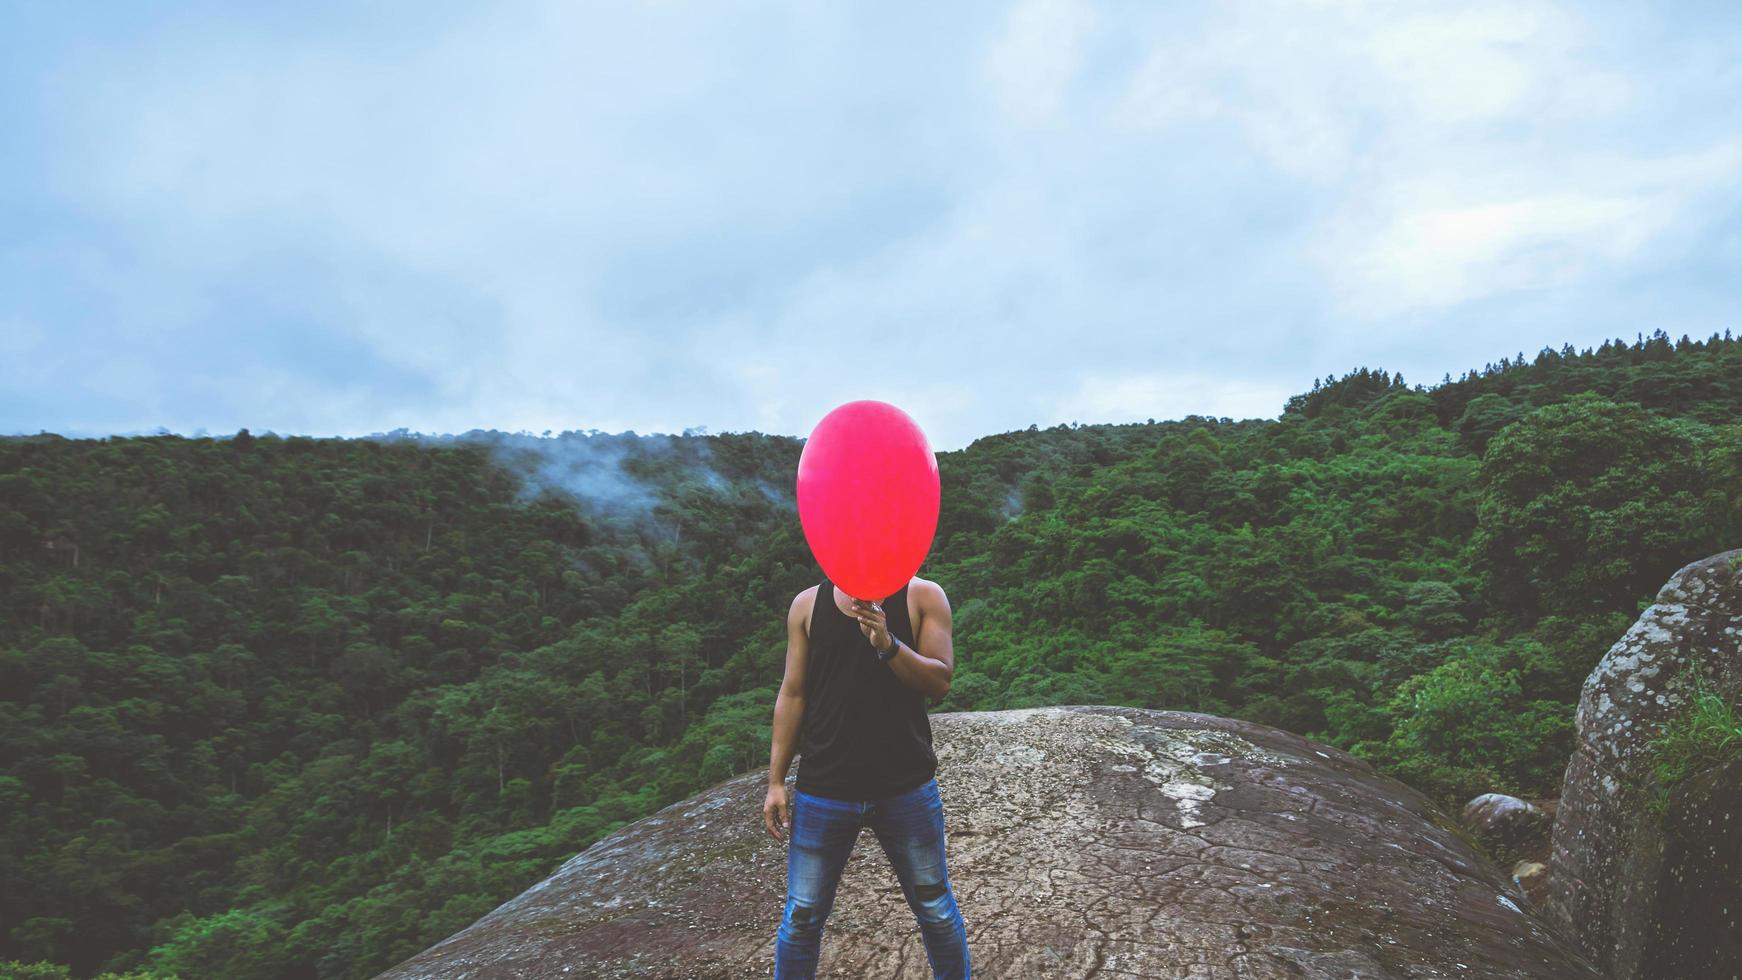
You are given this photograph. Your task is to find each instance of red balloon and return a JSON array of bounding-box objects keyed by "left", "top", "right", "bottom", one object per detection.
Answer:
[{"left": 796, "top": 400, "right": 941, "bottom": 601}]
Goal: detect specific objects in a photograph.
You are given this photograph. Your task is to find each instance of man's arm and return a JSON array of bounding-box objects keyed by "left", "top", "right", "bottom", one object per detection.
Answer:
[
  {"left": 764, "top": 589, "right": 810, "bottom": 841},
  {"left": 884, "top": 580, "right": 954, "bottom": 702}
]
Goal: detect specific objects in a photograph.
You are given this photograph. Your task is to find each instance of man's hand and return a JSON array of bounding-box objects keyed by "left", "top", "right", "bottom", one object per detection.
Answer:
[
  {"left": 763, "top": 782, "right": 792, "bottom": 842},
  {"left": 852, "top": 599, "right": 892, "bottom": 653}
]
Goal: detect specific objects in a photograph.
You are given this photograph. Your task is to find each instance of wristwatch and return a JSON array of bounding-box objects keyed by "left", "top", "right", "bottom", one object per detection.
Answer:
[{"left": 876, "top": 636, "right": 900, "bottom": 662}]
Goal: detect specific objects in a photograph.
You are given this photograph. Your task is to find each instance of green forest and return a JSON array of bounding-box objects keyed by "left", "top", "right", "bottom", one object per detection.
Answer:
[{"left": 3, "top": 329, "right": 1739, "bottom": 979}]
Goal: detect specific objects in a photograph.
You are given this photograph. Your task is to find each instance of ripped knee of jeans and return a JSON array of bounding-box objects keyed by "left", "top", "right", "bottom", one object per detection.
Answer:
[
  {"left": 782, "top": 899, "right": 827, "bottom": 937},
  {"left": 912, "top": 879, "right": 955, "bottom": 924}
]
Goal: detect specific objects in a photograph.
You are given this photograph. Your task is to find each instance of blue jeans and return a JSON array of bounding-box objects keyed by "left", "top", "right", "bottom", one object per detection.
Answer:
[{"left": 775, "top": 776, "right": 970, "bottom": 979}]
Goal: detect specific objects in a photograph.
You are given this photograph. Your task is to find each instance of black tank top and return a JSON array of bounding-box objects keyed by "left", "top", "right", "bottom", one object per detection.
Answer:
[{"left": 794, "top": 577, "right": 938, "bottom": 801}]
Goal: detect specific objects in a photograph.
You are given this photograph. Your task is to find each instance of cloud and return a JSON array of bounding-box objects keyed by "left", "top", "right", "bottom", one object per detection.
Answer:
[
  {"left": 1318, "top": 141, "right": 1742, "bottom": 318},
  {"left": 1110, "top": 1, "right": 1739, "bottom": 320},
  {"left": 1, "top": 1, "right": 1739, "bottom": 451},
  {"left": 983, "top": 0, "right": 1099, "bottom": 126}
]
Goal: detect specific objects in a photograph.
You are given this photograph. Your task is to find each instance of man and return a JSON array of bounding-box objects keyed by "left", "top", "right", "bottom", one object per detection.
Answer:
[{"left": 763, "top": 574, "right": 971, "bottom": 980}]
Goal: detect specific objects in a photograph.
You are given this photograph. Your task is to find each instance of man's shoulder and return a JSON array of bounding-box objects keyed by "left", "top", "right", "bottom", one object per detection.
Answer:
[
  {"left": 908, "top": 577, "right": 949, "bottom": 613},
  {"left": 789, "top": 583, "right": 820, "bottom": 614},
  {"left": 910, "top": 576, "right": 946, "bottom": 598},
  {"left": 790, "top": 584, "right": 821, "bottom": 635}
]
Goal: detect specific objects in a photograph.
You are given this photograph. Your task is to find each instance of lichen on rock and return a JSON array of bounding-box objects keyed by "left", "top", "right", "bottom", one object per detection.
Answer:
[{"left": 1546, "top": 548, "right": 1742, "bottom": 980}]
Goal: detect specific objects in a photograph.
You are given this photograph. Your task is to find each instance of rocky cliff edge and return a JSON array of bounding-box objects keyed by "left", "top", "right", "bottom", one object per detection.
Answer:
[{"left": 382, "top": 705, "right": 1600, "bottom": 979}]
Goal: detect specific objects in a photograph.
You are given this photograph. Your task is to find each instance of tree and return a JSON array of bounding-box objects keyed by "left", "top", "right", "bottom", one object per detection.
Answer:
[{"left": 1472, "top": 393, "right": 1719, "bottom": 617}]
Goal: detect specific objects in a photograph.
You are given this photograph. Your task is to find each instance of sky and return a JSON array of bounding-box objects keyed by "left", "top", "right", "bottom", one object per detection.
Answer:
[{"left": 2, "top": 1, "right": 1739, "bottom": 454}]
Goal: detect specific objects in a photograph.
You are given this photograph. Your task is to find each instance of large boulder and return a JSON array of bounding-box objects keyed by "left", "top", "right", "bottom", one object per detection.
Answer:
[
  {"left": 1460, "top": 793, "right": 1552, "bottom": 865},
  {"left": 383, "top": 706, "right": 1600, "bottom": 979},
  {"left": 1546, "top": 548, "right": 1742, "bottom": 979}
]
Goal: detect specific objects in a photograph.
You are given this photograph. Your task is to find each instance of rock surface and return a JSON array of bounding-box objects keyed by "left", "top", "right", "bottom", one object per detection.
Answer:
[
  {"left": 383, "top": 706, "right": 1600, "bottom": 979},
  {"left": 1650, "top": 756, "right": 1742, "bottom": 979},
  {"left": 1546, "top": 548, "right": 1742, "bottom": 979}
]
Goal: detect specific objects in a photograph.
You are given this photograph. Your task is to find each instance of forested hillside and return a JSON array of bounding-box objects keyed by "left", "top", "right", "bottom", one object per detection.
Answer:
[{"left": 3, "top": 329, "right": 1739, "bottom": 979}]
